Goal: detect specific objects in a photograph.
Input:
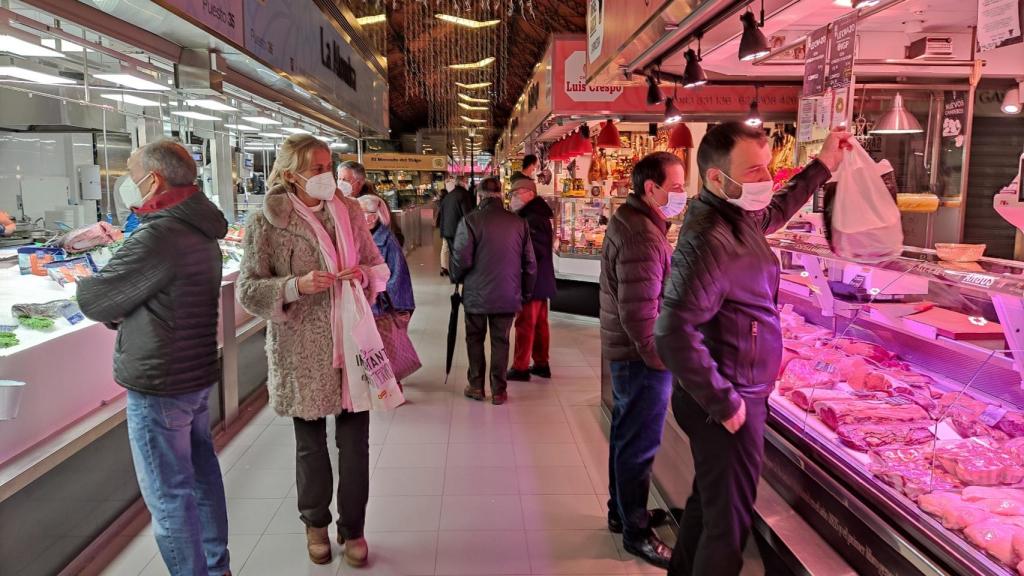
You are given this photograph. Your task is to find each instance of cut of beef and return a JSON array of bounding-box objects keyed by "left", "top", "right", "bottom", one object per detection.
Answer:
[
  {"left": 836, "top": 421, "right": 934, "bottom": 451},
  {"left": 834, "top": 338, "right": 895, "bottom": 363},
  {"left": 935, "top": 438, "right": 1024, "bottom": 486},
  {"left": 918, "top": 491, "right": 992, "bottom": 530},
  {"left": 817, "top": 400, "right": 930, "bottom": 430},
  {"left": 869, "top": 447, "right": 961, "bottom": 499},
  {"left": 948, "top": 409, "right": 1010, "bottom": 441},
  {"left": 778, "top": 358, "right": 841, "bottom": 394},
  {"left": 787, "top": 388, "right": 864, "bottom": 412},
  {"left": 998, "top": 412, "right": 1024, "bottom": 438}
]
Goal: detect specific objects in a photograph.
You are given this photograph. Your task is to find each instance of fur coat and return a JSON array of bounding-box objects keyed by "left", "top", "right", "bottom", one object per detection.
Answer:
[{"left": 237, "top": 184, "right": 388, "bottom": 420}]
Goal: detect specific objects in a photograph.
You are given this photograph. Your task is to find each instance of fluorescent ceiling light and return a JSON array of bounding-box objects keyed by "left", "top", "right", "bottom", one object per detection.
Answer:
[
  {"left": 456, "top": 81, "right": 492, "bottom": 89},
  {"left": 461, "top": 116, "right": 487, "bottom": 124},
  {"left": 259, "top": 132, "right": 286, "bottom": 138},
  {"left": 244, "top": 143, "right": 277, "bottom": 150},
  {"left": 101, "top": 93, "right": 161, "bottom": 106},
  {"left": 0, "top": 66, "right": 75, "bottom": 84},
  {"left": 449, "top": 57, "right": 495, "bottom": 70},
  {"left": 186, "top": 99, "right": 238, "bottom": 111},
  {"left": 243, "top": 116, "right": 282, "bottom": 125},
  {"left": 315, "top": 135, "right": 334, "bottom": 142},
  {"left": 0, "top": 34, "right": 65, "bottom": 57},
  {"left": 435, "top": 14, "right": 501, "bottom": 28},
  {"left": 458, "top": 93, "right": 489, "bottom": 104},
  {"left": 94, "top": 73, "right": 168, "bottom": 91},
  {"left": 357, "top": 14, "right": 386, "bottom": 25},
  {"left": 282, "top": 127, "right": 312, "bottom": 134},
  {"left": 171, "top": 110, "right": 220, "bottom": 121},
  {"left": 225, "top": 123, "right": 258, "bottom": 131},
  {"left": 459, "top": 102, "right": 488, "bottom": 111},
  {"left": 330, "top": 142, "right": 350, "bottom": 149}
]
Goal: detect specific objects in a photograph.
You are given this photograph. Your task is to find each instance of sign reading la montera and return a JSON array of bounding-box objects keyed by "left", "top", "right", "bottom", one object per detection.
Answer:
[{"left": 320, "top": 26, "right": 356, "bottom": 91}]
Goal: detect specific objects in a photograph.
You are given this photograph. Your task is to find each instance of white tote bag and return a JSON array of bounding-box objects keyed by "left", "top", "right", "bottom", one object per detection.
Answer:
[
  {"left": 341, "top": 280, "right": 406, "bottom": 412},
  {"left": 825, "top": 139, "right": 904, "bottom": 263}
]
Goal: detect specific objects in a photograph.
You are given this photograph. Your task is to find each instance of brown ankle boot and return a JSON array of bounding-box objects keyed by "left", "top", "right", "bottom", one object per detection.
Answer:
[
  {"left": 344, "top": 537, "right": 369, "bottom": 567},
  {"left": 305, "top": 526, "right": 332, "bottom": 564}
]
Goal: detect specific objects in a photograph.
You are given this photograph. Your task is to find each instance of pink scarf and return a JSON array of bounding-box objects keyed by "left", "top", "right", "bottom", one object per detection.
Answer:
[{"left": 288, "top": 194, "right": 358, "bottom": 383}]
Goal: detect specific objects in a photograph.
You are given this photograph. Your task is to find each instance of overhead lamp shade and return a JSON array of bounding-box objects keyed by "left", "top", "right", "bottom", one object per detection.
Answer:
[
  {"left": 738, "top": 11, "right": 770, "bottom": 61},
  {"left": 597, "top": 120, "right": 622, "bottom": 148},
  {"left": 745, "top": 100, "right": 763, "bottom": 127},
  {"left": 664, "top": 98, "right": 683, "bottom": 124},
  {"left": 669, "top": 123, "right": 694, "bottom": 149},
  {"left": 871, "top": 93, "right": 923, "bottom": 134},
  {"left": 549, "top": 139, "right": 564, "bottom": 161},
  {"left": 1002, "top": 87, "right": 1021, "bottom": 114},
  {"left": 566, "top": 132, "right": 584, "bottom": 156},
  {"left": 682, "top": 49, "right": 708, "bottom": 88},
  {"left": 646, "top": 75, "right": 665, "bottom": 106},
  {"left": 575, "top": 131, "right": 593, "bottom": 155}
]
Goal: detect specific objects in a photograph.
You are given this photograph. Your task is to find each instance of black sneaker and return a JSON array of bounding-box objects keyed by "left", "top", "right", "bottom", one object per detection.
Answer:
[
  {"left": 506, "top": 368, "right": 531, "bottom": 382},
  {"left": 530, "top": 365, "right": 552, "bottom": 379}
]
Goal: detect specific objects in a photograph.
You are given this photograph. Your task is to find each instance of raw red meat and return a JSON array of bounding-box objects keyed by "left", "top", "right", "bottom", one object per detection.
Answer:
[
  {"left": 965, "top": 519, "right": 1024, "bottom": 566},
  {"left": 817, "top": 400, "right": 930, "bottom": 430},
  {"left": 1005, "top": 438, "right": 1024, "bottom": 465},
  {"left": 918, "top": 491, "right": 992, "bottom": 530},
  {"left": 937, "top": 392, "right": 989, "bottom": 418},
  {"left": 778, "top": 358, "right": 840, "bottom": 394},
  {"left": 869, "top": 447, "right": 961, "bottom": 499},
  {"left": 948, "top": 409, "right": 1010, "bottom": 441},
  {"left": 980, "top": 498, "right": 1024, "bottom": 516},
  {"left": 998, "top": 413, "right": 1024, "bottom": 438},
  {"left": 787, "top": 389, "right": 864, "bottom": 412},
  {"left": 836, "top": 421, "right": 934, "bottom": 451},
  {"left": 834, "top": 338, "right": 895, "bottom": 363}
]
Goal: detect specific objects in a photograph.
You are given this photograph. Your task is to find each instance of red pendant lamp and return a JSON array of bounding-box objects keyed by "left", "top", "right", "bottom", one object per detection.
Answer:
[
  {"left": 576, "top": 124, "right": 593, "bottom": 155},
  {"left": 669, "top": 123, "right": 694, "bottom": 149},
  {"left": 596, "top": 119, "right": 622, "bottom": 148},
  {"left": 550, "top": 138, "right": 565, "bottom": 161}
]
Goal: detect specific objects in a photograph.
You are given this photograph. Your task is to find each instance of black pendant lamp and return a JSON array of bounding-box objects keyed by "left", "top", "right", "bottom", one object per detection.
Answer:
[
  {"left": 746, "top": 86, "right": 763, "bottom": 127},
  {"left": 682, "top": 49, "right": 708, "bottom": 88},
  {"left": 646, "top": 73, "right": 665, "bottom": 106},
  {"left": 664, "top": 97, "right": 683, "bottom": 124},
  {"left": 738, "top": 4, "right": 770, "bottom": 62}
]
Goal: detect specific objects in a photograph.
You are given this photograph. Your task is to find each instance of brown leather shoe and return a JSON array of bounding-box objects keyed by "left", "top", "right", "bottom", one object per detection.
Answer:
[
  {"left": 463, "top": 386, "right": 485, "bottom": 401},
  {"left": 344, "top": 537, "right": 369, "bottom": 567},
  {"left": 306, "top": 526, "right": 332, "bottom": 565},
  {"left": 492, "top": 392, "right": 508, "bottom": 405}
]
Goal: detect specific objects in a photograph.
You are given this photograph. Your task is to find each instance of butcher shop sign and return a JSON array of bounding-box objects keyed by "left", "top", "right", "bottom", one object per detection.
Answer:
[{"left": 563, "top": 50, "right": 623, "bottom": 103}]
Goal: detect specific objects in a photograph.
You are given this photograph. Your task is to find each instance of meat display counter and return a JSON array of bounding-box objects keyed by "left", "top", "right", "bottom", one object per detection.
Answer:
[{"left": 764, "top": 232, "right": 1024, "bottom": 576}]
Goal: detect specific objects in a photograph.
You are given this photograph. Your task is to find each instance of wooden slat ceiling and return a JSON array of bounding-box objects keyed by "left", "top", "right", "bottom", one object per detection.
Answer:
[{"left": 345, "top": 1, "right": 586, "bottom": 151}]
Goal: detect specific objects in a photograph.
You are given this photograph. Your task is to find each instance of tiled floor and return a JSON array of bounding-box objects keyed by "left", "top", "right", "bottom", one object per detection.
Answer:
[{"left": 99, "top": 243, "right": 753, "bottom": 576}]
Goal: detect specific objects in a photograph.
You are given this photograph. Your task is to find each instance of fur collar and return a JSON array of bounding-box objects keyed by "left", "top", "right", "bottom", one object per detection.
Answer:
[{"left": 263, "top": 184, "right": 297, "bottom": 229}]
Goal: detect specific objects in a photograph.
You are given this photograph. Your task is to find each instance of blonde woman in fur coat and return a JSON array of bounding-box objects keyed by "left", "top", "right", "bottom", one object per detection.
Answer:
[{"left": 237, "top": 134, "right": 389, "bottom": 568}]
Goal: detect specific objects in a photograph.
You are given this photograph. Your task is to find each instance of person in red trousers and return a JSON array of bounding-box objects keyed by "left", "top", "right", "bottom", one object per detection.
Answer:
[{"left": 507, "top": 176, "right": 556, "bottom": 381}]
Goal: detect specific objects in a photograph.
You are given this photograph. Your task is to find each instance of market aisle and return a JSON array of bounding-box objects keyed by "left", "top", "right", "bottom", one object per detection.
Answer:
[{"left": 99, "top": 244, "right": 763, "bottom": 576}]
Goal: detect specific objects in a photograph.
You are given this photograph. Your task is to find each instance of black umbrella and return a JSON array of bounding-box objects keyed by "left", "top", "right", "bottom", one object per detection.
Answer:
[{"left": 444, "top": 284, "right": 462, "bottom": 386}]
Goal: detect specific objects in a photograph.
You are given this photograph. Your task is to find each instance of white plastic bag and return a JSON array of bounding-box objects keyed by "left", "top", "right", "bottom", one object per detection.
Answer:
[
  {"left": 341, "top": 280, "right": 405, "bottom": 412},
  {"left": 826, "top": 139, "right": 904, "bottom": 263}
]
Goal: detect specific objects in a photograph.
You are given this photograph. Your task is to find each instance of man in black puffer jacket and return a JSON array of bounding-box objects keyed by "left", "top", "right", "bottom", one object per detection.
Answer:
[
  {"left": 438, "top": 175, "right": 475, "bottom": 276},
  {"left": 507, "top": 175, "right": 556, "bottom": 382},
  {"left": 78, "top": 139, "right": 231, "bottom": 576},
  {"left": 451, "top": 176, "right": 537, "bottom": 405},
  {"left": 655, "top": 123, "right": 851, "bottom": 576}
]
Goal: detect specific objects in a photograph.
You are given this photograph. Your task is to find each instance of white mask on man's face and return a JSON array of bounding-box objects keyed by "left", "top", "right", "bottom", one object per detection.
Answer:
[
  {"left": 445, "top": 180, "right": 456, "bottom": 192},
  {"left": 338, "top": 179, "right": 354, "bottom": 197},
  {"left": 719, "top": 172, "right": 773, "bottom": 212}
]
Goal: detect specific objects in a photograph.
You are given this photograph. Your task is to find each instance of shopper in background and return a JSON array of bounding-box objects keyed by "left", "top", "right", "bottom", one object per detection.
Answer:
[
  {"left": 359, "top": 194, "right": 416, "bottom": 389},
  {"left": 510, "top": 153, "right": 539, "bottom": 181},
  {"left": 600, "top": 151, "right": 686, "bottom": 569},
  {"left": 507, "top": 176, "right": 555, "bottom": 382},
  {"left": 437, "top": 174, "right": 474, "bottom": 277},
  {"left": 238, "top": 134, "right": 389, "bottom": 568},
  {"left": 77, "top": 139, "right": 231, "bottom": 576},
  {"left": 450, "top": 176, "right": 537, "bottom": 405},
  {"left": 339, "top": 160, "right": 404, "bottom": 247},
  {"left": 656, "top": 124, "right": 851, "bottom": 576},
  {"left": 0, "top": 210, "right": 15, "bottom": 236}
]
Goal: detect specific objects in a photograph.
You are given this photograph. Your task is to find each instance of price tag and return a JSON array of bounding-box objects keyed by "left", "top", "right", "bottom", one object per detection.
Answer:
[
  {"left": 849, "top": 274, "right": 867, "bottom": 288},
  {"left": 979, "top": 405, "right": 1008, "bottom": 427},
  {"left": 815, "top": 361, "right": 836, "bottom": 374},
  {"left": 59, "top": 302, "right": 85, "bottom": 326}
]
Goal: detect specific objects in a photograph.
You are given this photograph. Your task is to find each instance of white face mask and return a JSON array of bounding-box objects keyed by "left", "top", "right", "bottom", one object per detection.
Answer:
[
  {"left": 510, "top": 196, "right": 526, "bottom": 212},
  {"left": 296, "top": 172, "right": 337, "bottom": 201},
  {"left": 660, "top": 191, "right": 688, "bottom": 218},
  {"left": 338, "top": 179, "right": 354, "bottom": 197},
  {"left": 445, "top": 181, "right": 457, "bottom": 192},
  {"left": 720, "top": 172, "right": 773, "bottom": 212}
]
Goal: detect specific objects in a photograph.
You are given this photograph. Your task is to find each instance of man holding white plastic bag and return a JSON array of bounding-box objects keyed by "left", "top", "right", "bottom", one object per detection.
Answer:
[{"left": 655, "top": 123, "right": 852, "bottom": 576}]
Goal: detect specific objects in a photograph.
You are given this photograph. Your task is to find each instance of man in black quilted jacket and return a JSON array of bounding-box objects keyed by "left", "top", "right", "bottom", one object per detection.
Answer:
[
  {"left": 655, "top": 123, "right": 851, "bottom": 576},
  {"left": 78, "top": 139, "right": 231, "bottom": 576}
]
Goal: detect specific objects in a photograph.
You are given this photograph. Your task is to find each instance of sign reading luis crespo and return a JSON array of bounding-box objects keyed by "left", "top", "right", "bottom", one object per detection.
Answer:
[{"left": 320, "top": 26, "right": 356, "bottom": 91}]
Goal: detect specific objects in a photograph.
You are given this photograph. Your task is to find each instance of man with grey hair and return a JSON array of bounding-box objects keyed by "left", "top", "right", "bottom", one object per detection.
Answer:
[
  {"left": 450, "top": 176, "right": 536, "bottom": 405},
  {"left": 77, "top": 139, "right": 232, "bottom": 576},
  {"left": 337, "top": 160, "right": 369, "bottom": 198}
]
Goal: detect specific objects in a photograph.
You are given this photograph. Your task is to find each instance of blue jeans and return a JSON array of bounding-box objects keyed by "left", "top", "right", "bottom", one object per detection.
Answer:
[
  {"left": 607, "top": 360, "right": 672, "bottom": 542},
  {"left": 127, "top": 388, "right": 230, "bottom": 576}
]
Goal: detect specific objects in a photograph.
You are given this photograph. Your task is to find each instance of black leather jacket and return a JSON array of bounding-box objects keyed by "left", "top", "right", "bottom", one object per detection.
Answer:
[
  {"left": 439, "top": 185, "right": 475, "bottom": 240},
  {"left": 654, "top": 160, "right": 831, "bottom": 421},
  {"left": 451, "top": 197, "right": 537, "bottom": 315},
  {"left": 78, "top": 192, "right": 228, "bottom": 396}
]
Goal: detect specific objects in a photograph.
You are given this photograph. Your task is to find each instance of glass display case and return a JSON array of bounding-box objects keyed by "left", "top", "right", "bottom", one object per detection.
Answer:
[
  {"left": 554, "top": 196, "right": 626, "bottom": 258},
  {"left": 763, "top": 230, "right": 1024, "bottom": 576}
]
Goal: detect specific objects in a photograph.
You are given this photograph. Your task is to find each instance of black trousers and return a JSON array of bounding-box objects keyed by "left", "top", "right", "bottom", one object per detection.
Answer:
[
  {"left": 668, "top": 388, "right": 768, "bottom": 576},
  {"left": 465, "top": 312, "right": 515, "bottom": 395},
  {"left": 293, "top": 411, "right": 370, "bottom": 540}
]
